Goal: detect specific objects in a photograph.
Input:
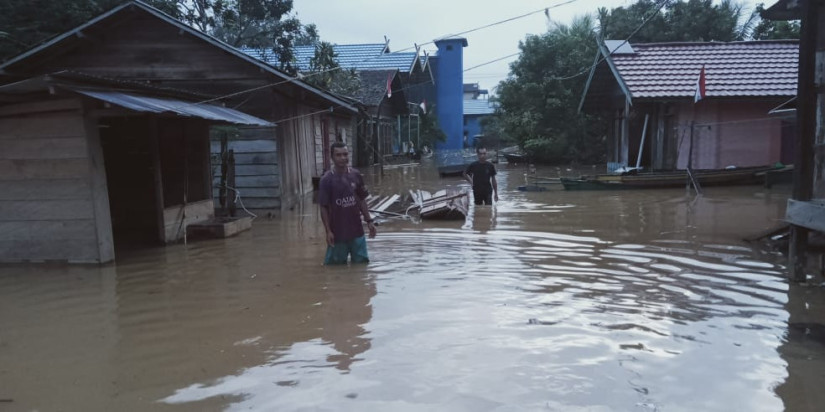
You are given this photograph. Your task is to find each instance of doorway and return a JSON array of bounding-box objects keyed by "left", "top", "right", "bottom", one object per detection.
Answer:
[{"left": 99, "top": 116, "right": 162, "bottom": 248}]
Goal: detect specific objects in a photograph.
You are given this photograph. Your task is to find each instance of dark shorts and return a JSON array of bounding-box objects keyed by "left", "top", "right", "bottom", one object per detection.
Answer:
[
  {"left": 324, "top": 235, "right": 369, "bottom": 265},
  {"left": 472, "top": 189, "right": 493, "bottom": 205}
]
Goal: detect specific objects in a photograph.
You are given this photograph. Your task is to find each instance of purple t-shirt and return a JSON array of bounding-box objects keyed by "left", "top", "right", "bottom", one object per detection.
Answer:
[{"left": 319, "top": 167, "right": 369, "bottom": 242}]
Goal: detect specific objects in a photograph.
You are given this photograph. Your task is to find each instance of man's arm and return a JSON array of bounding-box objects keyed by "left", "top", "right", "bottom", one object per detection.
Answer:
[
  {"left": 320, "top": 205, "right": 334, "bottom": 246},
  {"left": 463, "top": 164, "right": 474, "bottom": 185},
  {"left": 357, "top": 197, "right": 377, "bottom": 238},
  {"left": 462, "top": 171, "right": 473, "bottom": 185},
  {"left": 492, "top": 175, "right": 499, "bottom": 202}
]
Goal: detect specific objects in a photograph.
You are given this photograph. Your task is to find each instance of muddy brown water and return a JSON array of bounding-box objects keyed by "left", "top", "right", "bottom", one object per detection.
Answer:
[{"left": 1, "top": 161, "right": 824, "bottom": 411}]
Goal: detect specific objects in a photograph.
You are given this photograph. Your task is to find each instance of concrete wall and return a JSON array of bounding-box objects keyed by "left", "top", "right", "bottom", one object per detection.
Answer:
[{"left": 0, "top": 99, "right": 114, "bottom": 263}]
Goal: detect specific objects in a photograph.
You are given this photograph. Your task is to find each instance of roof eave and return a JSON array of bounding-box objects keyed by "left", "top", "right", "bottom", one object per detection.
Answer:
[
  {"left": 1, "top": 1, "right": 359, "bottom": 114},
  {"left": 761, "top": 0, "right": 802, "bottom": 21},
  {"left": 600, "top": 39, "right": 633, "bottom": 106}
]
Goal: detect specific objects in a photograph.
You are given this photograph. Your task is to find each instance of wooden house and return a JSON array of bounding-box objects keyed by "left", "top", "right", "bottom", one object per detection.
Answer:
[
  {"left": 247, "top": 43, "right": 430, "bottom": 167},
  {"left": 0, "top": 72, "right": 271, "bottom": 263},
  {"left": 352, "top": 69, "right": 409, "bottom": 166},
  {"left": 0, "top": 1, "right": 359, "bottom": 214},
  {"left": 579, "top": 39, "right": 798, "bottom": 171},
  {"left": 0, "top": 1, "right": 359, "bottom": 262}
]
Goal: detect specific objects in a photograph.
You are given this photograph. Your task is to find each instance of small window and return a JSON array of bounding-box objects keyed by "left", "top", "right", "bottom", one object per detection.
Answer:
[{"left": 446, "top": 45, "right": 453, "bottom": 51}]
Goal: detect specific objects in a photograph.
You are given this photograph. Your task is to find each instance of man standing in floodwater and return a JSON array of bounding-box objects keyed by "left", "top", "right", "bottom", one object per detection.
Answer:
[
  {"left": 463, "top": 146, "right": 499, "bottom": 205},
  {"left": 319, "top": 142, "right": 377, "bottom": 264}
]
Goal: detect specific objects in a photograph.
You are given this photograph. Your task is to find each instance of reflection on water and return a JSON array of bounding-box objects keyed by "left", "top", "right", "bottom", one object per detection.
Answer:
[{"left": 1, "top": 163, "right": 824, "bottom": 411}]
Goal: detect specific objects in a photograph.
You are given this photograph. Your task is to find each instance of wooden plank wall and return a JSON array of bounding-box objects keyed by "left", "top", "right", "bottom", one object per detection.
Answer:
[
  {"left": 0, "top": 99, "right": 113, "bottom": 263},
  {"left": 210, "top": 127, "right": 281, "bottom": 211}
]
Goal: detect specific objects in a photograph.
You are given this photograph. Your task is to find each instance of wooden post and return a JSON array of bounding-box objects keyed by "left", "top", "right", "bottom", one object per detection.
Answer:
[
  {"left": 219, "top": 132, "right": 228, "bottom": 213},
  {"left": 635, "top": 114, "right": 649, "bottom": 169},
  {"left": 621, "top": 100, "right": 630, "bottom": 166},
  {"left": 789, "top": 0, "right": 818, "bottom": 282},
  {"left": 686, "top": 121, "right": 702, "bottom": 195},
  {"left": 228, "top": 149, "right": 236, "bottom": 217}
]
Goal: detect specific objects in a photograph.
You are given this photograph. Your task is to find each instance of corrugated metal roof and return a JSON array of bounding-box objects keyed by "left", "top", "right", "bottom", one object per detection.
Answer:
[
  {"left": 607, "top": 40, "right": 798, "bottom": 99},
  {"left": 464, "top": 99, "right": 496, "bottom": 116},
  {"left": 243, "top": 43, "right": 419, "bottom": 73},
  {"left": 73, "top": 89, "right": 273, "bottom": 126},
  {"left": 0, "top": 1, "right": 358, "bottom": 114}
]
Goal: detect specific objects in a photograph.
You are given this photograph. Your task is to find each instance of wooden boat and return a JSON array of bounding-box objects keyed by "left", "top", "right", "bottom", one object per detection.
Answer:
[
  {"left": 501, "top": 152, "right": 528, "bottom": 164},
  {"left": 518, "top": 175, "right": 561, "bottom": 191},
  {"left": 437, "top": 164, "right": 466, "bottom": 177},
  {"left": 560, "top": 165, "right": 779, "bottom": 191}
]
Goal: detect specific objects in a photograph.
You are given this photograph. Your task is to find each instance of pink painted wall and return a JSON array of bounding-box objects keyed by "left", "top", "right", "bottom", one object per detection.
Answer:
[{"left": 675, "top": 100, "right": 784, "bottom": 169}]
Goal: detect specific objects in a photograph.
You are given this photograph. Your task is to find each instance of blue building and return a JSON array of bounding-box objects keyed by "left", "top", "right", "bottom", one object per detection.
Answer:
[
  {"left": 243, "top": 37, "right": 470, "bottom": 156},
  {"left": 464, "top": 99, "right": 497, "bottom": 147},
  {"left": 429, "top": 37, "right": 468, "bottom": 151}
]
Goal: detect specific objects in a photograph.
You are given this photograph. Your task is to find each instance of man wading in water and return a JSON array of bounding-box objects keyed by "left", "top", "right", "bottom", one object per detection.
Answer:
[
  {"left": 463, "top": 146, "right": 499, "bottom": 205},
  {"left": 319, "top": 142, "right": 377, "bottom": 264}
]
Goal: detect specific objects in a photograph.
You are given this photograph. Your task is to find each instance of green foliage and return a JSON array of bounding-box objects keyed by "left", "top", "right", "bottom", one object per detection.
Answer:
[
  {"left": 598, "top": 0, "right": 771, "bottom": 42},
  {"left": 0, "top": 0, "right": 127, "bottom": 61},
  {"left": 294, "top": 24, "right": 320, "bottom": 46},
  {"left": 176, "top": 0, "right": 303, "bottom": 73},
  {"left": 0, "top": 0, "right": 318, "bottom": 75},
  {"left": 751, "top": 3, "right": 800, "bottom": 39},
  {"left": 479, "top": 110, "right": 514, "bottom": 148},
  {"left": 495, "top": 15, "right": 606, "bottom": 164},
  {"left": 496, "top": 0, "right": 796, "bottom": 164},
  {"left": 303, "top": 41, "right": 361, "bottom": 96},
  {"left": 418, "top": 107, "right": 447, "bottom": 150}
]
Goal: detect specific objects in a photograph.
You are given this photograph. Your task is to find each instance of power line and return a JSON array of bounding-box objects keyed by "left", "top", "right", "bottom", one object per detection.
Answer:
[
  {"left": 184, "top": 0, "right": 582, "bottom": 109},
  {"left": 551, "top": 0, "right": 671, "bottom": 81}
]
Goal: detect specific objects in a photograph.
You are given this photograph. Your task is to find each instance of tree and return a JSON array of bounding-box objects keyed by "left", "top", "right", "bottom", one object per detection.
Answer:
[
  {"left": 494, "top": 0, "right": 796, "bottom": 164},
  {"left": 294, "top": 23, "right": 320, "bottom": 46},
  {"left": 303, "top": 41, "right": 361, "bottom": 97},
  {"left": 751, "top": 3, "right": 800, "bottom": 39},
  {"left": 172, "top": 0, "right": 305, "bottom": 74},
  {"left": 418, "top": 108, "right": 447, "bottom": 151},
  {"left": 0, "top": 0, "right": 317, "bottom": 74},
  {"left": 495, "top": 15, "right": 606, "bottom": 164},
  {"left": 0, "top": 0, "right": 176, "bottom": 61},
  {"left": 598, "top": 0, "right": 761, "bottom": 42},
  {"left": 596, "top": 0, "right": 668, "bottom": 44}
]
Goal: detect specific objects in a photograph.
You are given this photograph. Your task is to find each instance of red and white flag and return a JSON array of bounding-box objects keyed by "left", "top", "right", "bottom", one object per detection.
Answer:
[
  {"left": 386, "top": 73, "right": 392, "bottom": 98},
  {"left": 694, "top": 65, "right": 706, "bottom": 103},
  {"left": 419, "top": 99, "right": 427, "bottom": 114}
]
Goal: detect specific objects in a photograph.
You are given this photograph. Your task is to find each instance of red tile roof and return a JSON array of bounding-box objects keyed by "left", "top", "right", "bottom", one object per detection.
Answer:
[{"left": 605, "top": 40, "right": 798, "bottom": 99}]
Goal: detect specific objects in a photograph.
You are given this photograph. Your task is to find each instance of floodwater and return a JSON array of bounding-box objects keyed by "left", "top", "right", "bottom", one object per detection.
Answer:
[{"left": 2, "top": 161, "right": 824, "bottom": 412}]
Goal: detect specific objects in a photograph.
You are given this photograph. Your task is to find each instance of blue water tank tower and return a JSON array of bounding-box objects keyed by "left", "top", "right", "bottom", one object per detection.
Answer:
[{"left": 433, "top": 37, "right": 467, "bottom": 151}]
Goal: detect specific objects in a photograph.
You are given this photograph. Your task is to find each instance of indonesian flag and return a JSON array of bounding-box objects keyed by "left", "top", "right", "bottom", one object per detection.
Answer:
[
  {"left": 694, "top": 65, "right": 706, "bottom": 103},
  {"left": 386, "top": 73, "right": 392, "bottom": 98},
  {"left": 419, "top": 99, "right": 427, "bottom": 114}
]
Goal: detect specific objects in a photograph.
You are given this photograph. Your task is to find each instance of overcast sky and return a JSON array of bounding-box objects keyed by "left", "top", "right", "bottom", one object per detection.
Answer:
[{"left": 291, "top": 0, "right": 760, "bottom": 95}]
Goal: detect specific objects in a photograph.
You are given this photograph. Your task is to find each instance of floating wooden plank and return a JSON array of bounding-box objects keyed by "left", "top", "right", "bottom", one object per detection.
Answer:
[{"left": 374, "top": 194, "right": 400, "bottom": 212}]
